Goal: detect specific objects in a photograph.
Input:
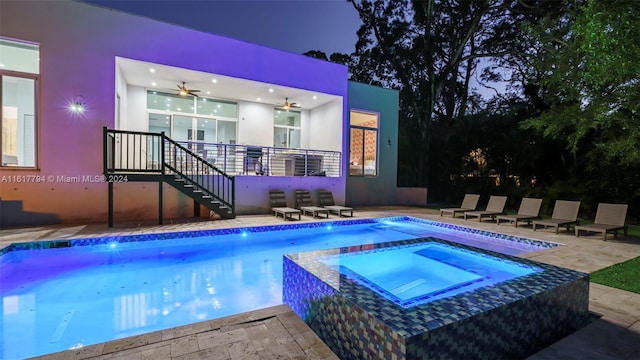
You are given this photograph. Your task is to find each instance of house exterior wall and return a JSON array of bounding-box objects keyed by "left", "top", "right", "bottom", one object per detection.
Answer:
[
  {"left": 345, "top": 82, "right": 399, "bottom": 206},
  {"left": 0, "top": 0, "right": 349, "bottom": 227}
]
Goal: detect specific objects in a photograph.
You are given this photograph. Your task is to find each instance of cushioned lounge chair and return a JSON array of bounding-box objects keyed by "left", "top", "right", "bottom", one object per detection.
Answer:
[
  {"left": 318, "top": 190, "right": 353, "bottom": 217},
  {"left": 269, "top": 190, "right": 300, "bottom": 221},
  {"left": 496, "top": 198, "right": 543, "bottom": 227},
  {"left": 575, "top": 203, "right": 628, "bottom": 241},
  {"left": 295, "top": 190, "right": 330, "bottom": 218},
  {"left": 463, "top": 196, "right": 507, "bottom": 222},
  {"left": 440, "top": 194, "right": 480, "bottom": 218},
  {"left": 532, "top": 200, "right": 580, "bottom": 233}
]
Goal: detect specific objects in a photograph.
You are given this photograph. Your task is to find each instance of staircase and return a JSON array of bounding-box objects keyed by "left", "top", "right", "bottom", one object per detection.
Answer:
[{"left": 103, "top": 127, "right": 235, "bottom": 225}]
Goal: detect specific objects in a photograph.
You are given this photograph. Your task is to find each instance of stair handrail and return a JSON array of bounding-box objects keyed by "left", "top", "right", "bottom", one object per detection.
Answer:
[
  {"left": 162, "top": 136, "right": 235, "bottom": 213},
  {"left": 103, "top": 127, "right": 235, "bottom": 215}
]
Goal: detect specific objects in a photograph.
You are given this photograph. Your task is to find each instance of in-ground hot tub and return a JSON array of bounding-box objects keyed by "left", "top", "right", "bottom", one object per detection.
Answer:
[{"left": 283, "top": 238, "right": 589, "bottom": 360}]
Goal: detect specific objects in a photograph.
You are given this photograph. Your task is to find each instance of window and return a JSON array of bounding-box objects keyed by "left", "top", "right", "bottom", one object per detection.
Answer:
[
  {"left": 1, "top": 39, "right": 39, "bottom": 167},
  {"left": 146, "top": 91, "right": 237, "bottom": 144},
  {"left": 349, "top": 110, "right": 378, "bottom": 176},
  {"left": 274, "top": 109, "right": 301, "bottom": 148}
]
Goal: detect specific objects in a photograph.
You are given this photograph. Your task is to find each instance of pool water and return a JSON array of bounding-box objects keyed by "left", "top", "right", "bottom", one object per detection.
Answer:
[
  {"left": 0, "top": 217, "right": 553, "bottom": 359},
  {"left": 320, "top": 243, "right": 540, "bottom": 307}
]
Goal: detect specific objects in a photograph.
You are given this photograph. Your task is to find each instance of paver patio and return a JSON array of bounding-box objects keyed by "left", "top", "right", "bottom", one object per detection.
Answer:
[{"left": 2, "top": 207, "right": 638, "bottom": 359}]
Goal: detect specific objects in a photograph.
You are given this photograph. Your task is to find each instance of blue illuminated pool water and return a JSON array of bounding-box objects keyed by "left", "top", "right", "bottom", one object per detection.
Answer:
[
  {"left": 320, "top": 243, "right": 540, "bottom": 308},
  {"left": 0, "top": 217, "right": 555, "bottom": 359}
]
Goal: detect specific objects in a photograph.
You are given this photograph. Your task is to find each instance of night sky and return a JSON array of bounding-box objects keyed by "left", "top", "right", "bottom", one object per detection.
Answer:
[{"left": 83, "top": 0, "right": 362, "bottom": 55}]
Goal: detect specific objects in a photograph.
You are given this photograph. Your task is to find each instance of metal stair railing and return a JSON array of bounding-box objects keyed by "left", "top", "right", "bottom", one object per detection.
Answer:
[
  {"left": 163, "top": 137, "right": 235, "bottom": 214},
  {"left": 103, "top": 127, "right": 235, "bottom": 215}
]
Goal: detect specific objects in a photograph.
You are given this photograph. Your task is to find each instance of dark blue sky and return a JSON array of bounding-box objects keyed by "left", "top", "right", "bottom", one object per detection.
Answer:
[{"left": 84, "top": 0, "right": 362, "bottom": 55}]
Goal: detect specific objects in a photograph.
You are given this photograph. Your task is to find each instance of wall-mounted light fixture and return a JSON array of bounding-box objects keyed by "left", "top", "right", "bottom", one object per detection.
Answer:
[{"left": 68, "top": 96, "right": 86, "bottom": 113}]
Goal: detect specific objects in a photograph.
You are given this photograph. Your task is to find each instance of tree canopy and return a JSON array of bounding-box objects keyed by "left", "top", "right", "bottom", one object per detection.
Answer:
[{"left": 303, "top": 0, "right": 640, "bottom": 220}]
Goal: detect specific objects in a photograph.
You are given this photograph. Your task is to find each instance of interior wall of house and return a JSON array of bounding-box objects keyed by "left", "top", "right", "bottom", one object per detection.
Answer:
[
  {"left": 126, "top": 86, "right": 147, "bottom": 132},
  {"left": 115, "top": 64, "right": 128, "bottom": 129},
  {"left": 0, "top": 0, "right": 349, "bottom": 226},
  {"left": 237, "top": 101, "right": 275, "bottom": 147},
  {"left": 308, "top": 98, "right": 342, "bottom": 152}
]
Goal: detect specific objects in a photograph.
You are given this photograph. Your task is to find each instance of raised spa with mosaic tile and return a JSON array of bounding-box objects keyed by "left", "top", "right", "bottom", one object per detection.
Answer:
[{"left": 283, "top": 237, "right": 590, "bottom": 359}]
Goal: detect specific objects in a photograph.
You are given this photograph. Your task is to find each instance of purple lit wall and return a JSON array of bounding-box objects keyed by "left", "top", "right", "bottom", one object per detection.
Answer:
[{"left": 0, "top": 0, "right": 349, "bottom": 225}]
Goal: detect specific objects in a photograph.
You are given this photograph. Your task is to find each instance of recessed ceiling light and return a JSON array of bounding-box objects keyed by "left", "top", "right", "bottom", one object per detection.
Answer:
[
  {"left": 207, "top": 91, "right": 210, "bottom": 94},
  {"left": 257, "top": 97, "right": 261, "bottom": 101},
  {"left": 269, "top": 88, "right": 274, "bottom": 93},
  {"left": 151, "top": 82, "right": 156, "bottom": 86},
  {"left": 154, "top": 100, "right": 157, "bottom": 103},
  {"left": 153, "top": 91, "right": 157, "bottom": 94},
  {"left": 217, "top": 104, "right": 221, "bottom": 108},
  {"left": 313, "top": 95, "right": 317, "bottom": 100},
  {"left": 149, "top": 68, "right": 155, "bottom": 73},
  {"left": 0, "top": 64, "right": 5, "bottom": 67},
  {"left": 212, "top": 78, "right": 217, "bottom": 83}
]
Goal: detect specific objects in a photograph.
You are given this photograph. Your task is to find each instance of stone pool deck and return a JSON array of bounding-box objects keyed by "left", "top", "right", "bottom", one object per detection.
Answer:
[{"left": 1, "top": 207, "right": 639, "bottom": 359}]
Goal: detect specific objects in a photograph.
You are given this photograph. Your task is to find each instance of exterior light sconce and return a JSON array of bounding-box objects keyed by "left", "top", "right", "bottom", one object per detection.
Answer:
[{"left": 68, "top": 96, "right": 86, "bottom": 113}]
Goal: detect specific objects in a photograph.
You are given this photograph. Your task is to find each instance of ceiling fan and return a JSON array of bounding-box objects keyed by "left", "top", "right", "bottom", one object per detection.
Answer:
[
  {"left": 176, "top": 82, "right": 200, "bottom": 97},
  {"left": 277, "top": 98, "right": 301, "bottom": 110}
]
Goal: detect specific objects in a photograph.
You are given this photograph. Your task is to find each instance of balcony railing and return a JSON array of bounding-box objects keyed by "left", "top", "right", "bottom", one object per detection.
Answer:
[{"left": 176, "top": 141, "right": 342, "bottom": 177}]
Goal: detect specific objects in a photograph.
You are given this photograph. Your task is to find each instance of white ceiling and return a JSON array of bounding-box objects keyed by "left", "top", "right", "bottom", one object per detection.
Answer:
[{"left": 116, "top": 57, "right": 340, "bottom": 110}]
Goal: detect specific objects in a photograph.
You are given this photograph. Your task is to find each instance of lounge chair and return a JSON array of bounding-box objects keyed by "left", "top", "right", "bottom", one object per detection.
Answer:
[
  {"left": 318, "top": 190, "right": 353, "bottom": 217},
  {"left": 295, "top": 190, "right": 330, "bottom": 218},
  {"left": 575, "top": 203, "right": 628, "bottom": 241},
  {"left": 269, "top": 190, "right": 301, "bottom": 221},
  {"left": 463, "top": 195, "right": 507, "bottom": 221},
  {"left": 496, "top": 198, "right": 543, "bottom": 227},
  {"left": 532, "top": 200, "right": 580, "bottom": 233},
  {"left": 440, "top": 194, "right": 480, "bottom": 218}
]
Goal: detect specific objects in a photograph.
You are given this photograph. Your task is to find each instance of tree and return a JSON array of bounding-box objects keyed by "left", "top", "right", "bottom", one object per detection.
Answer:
[
  {"left": 347, "top": 0, "right": 556, "bottom": 189},
  {"left": 523, "top": 0, "right": 640, "bottom": 167}
]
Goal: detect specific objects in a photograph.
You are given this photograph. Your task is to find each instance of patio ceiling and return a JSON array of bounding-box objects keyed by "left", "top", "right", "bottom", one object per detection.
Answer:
[{"left": 117, "top": 57, "right": 340, "bottom": 110}]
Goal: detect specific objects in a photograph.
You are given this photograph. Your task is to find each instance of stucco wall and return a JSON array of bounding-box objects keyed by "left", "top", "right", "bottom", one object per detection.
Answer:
[
  {"left": 345, "top": 82, "right": 399, "bottom": 206},
  {"left": 0, "top": 0, "right": 348, "bottom": 227}
]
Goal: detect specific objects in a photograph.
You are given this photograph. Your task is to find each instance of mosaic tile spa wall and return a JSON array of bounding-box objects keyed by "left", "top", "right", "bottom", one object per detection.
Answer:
[{"left": 283, "top": 238, "right": 590, "bottom": 360}]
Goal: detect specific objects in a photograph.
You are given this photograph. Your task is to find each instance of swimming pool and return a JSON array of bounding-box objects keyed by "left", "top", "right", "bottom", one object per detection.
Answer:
[{"left": 0, "top": 216, "right": 556, "bottom": 359}]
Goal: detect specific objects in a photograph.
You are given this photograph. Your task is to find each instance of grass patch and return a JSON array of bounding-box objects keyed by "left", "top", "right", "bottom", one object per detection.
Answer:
[
  {"left": 590, "top": 256, "right": 640, "bottom": 294},
  {"left": 626, "top": 224, "right": 640, "bottom": 238}
]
